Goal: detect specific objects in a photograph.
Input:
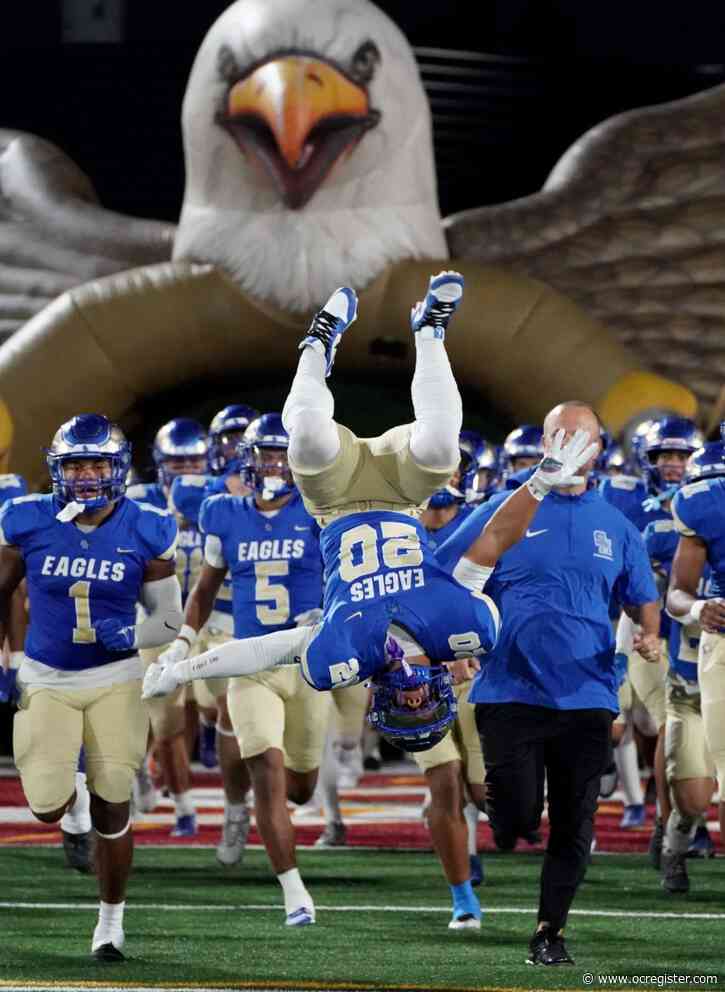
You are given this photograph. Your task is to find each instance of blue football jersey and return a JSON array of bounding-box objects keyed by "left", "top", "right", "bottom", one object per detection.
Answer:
[
  {"left": 423, "top": 503, "right": 474, "bottom": 552},
  {"left": 0, "top": 494, "right": 177, "bottom": 671},
  {"left": 199, "top": 491, "right": 323, "bottom": 638},
  {"left": 599, "top": 475, "right": 669, "bottom": 534},
  {"left": 672, "top": 478, "right": 725, "bottom": 598},
  {"left": 437, "top": 489, "right": 658, "bottom": 711},
  {"left": 646, "top": 516, "right": 711, "bottom": 682},
  {"left": 170, "top": 473, "right": 232, "bottom": 614},
  {"left": 0, "top": 474, "right": 28, "bottom": 507},
  {"left": 130, "top": 479, "right": 203, "bottom": 603},
  {"left": 504, "top": 466, "right": 535, "bottom": 491},
  {"left": 302, "top": 510, "right": 502, "bottom": 691}
]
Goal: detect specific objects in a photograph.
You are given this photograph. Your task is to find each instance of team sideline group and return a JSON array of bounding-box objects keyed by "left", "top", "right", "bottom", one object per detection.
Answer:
[{"left": 0, "top": 271, "right": 723, "bottom": 967}]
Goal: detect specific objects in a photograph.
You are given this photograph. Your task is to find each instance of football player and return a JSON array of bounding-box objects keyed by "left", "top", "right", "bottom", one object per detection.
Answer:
[
  {"left": 158, "top": 412, "right": 326, "bottom": 925},
  {"left": 143, "top": 271, "right": 597, "bottom": 927},
  {"left": 501, "top": 425, "right": 544, "bottom": 489},
  {"left": 169, "top": 403, "right": 258, "bottom": 863},
  {"left": 465, "top": 438, "right": 501, "bottom": 505},
  {"left": 0, "top": 414, "right": 181, "bottom": 961},
  {"left": 128, "top": 418, "right": 209, "bottom": 835},
  {"left": 667, "top": 433, "right": 725, "bottom": 880}
]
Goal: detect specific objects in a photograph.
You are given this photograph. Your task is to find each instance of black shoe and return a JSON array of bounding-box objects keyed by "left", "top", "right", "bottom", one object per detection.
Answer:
[
  {"left": 648, "top": 817, "right": 664, "bottom": 870},
  {"left": 62, "top": 829, "right": 95, "bottom": 874},
  {"left": 526, "top": 927, "right": 575, "bottom": 965},
  {"left": 92, "top": 942, "right": 126, "bottom": 963},
  {"left": 662, "top": 850, "right": 690, "bottom": 894},
  {"left": 363, "top": 754, "right": 381, "bottom": 771}
]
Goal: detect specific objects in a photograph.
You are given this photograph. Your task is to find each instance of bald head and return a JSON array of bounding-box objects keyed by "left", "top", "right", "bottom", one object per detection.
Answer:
[{"left": 543, "top": 401, "right": 602, "bottom": 485}]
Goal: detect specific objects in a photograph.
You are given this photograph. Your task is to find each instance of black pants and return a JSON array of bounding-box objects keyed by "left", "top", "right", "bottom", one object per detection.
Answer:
[{"left": 476, "top": 702, "right": 613, "bottom": 932}]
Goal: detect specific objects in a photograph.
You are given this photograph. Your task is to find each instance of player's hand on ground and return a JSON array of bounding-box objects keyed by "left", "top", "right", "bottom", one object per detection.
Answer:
[
  {"left": 141, "top": 661, "right": 183, "bottom": 700},
  {"left": 294, "top": 608, "right": 323, "bottom": 627},
  {"left": 158, "top": 638, "right": 191, "bottom": 667},
  {"left": 698, "top": 598, "right": 725, "bottom": 633},
  {"left": 633, "top": 631, "right": 661, "bottom": 663},
  {"left": 444, "top": 657, "right": 481, "bottom": 685},
  {"left": 95, "top": 618, "right": 137, "bottom": 651}
]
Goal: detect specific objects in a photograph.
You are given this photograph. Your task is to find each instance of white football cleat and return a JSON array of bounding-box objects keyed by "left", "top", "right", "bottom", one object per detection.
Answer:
[
  {"left": 410, "top": 270, "right": 464, "bottom": 340},
  {"left": 448, "top": 913, "right": 482, "bottom": 931},
  {"left": 285, "top": 905, "right": 316, "bottom": 926},
  {"left": 299, "top": 287, "right": 358, "bottom": 376}
]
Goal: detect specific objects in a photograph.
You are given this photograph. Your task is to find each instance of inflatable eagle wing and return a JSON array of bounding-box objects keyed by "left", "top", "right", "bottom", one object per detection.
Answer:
[{"left": 0, "top": 0, "right": 703, "bottom": 482}]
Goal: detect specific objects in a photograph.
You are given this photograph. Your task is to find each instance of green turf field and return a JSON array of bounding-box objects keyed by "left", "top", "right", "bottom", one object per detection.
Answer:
[{"left": 0, "top": 847, "right": 723, "bottom": 990}]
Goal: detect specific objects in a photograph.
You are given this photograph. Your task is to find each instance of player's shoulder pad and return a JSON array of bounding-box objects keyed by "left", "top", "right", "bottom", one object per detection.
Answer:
[
  {"left": 127, "top": 497, "right": 178, "bottom": 560},
  {"left": 0, "top": 473, "right": 28, "bottom": 495},
  {"left": 199, "top": 491, "right": 236, "bottom": 536},
  {"left": 0, "top": 493, "right": 50, "bottom": 545},
  {"left": 126, "top": 482, "right": 157, "bottom": 502},
  {"left": 646, "top": 518, "right": 676, "bottom": 536},
  {"left": 602, "top": 474, "right": 642, "bottom": 493}
]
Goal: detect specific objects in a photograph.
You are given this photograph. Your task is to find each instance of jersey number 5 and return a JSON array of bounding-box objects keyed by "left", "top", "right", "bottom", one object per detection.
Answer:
[{"left": 69, "top": 580, "right": 96, "bottom": 644}]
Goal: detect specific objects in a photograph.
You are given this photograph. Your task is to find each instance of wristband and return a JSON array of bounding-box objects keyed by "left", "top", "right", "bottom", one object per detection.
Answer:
[
  {"left": 178, "top": 624, "right": 198, "bottom": 648},
  {"left": 684, "top": 600, "right": 707, "bottom": 625},
  {"left": 452, "top": 557, "right": 494, "bottom": 593},
  {"left": 525, "top": 472, "right": 550, "bottom": 502}
]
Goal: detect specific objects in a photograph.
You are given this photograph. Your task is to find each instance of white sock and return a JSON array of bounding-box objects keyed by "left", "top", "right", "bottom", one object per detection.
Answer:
[
  {"left": 225, "top": 799, "right": 248, "bottom": 821},
  {"left": 410, "top": 339, "right": 462, "bottom": 470},
  {"left": 282, "top": 348, "right": 340, "bottom": 471},
  {"left": 463, "top": 803, "right": 479, "bottom": 856},
  {"left": 60, "top": 772, "right": 92, "bottom": 834},
  {"left": 614, "top": 732, "right": 644, "bottom": 807},
  {"left": 92, "top": 900, "right": 125, "bottom": 950},
  {"left": 172, "top": 792, "right": 195, "bottom": 818},
  {"left": 277, "top": 867, "right": 312, "bottom": 914},
  {"left": 664, "top": 809, "right": 695, "bottom": 855}
]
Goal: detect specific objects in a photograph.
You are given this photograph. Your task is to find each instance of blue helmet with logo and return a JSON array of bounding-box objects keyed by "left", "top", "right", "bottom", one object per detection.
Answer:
[
  {"left": 152, "top": 418, "right": 209, "bottom": 488},
  {"left": 684, "top": 441, "right": 725, "bottom": 484},
  {"left": 643, "top": 416, "right": 703, "bottom": 494},
  {"left": 465, "top": 438, "right": 500, "bottom": 503},
  {"left": 367, "top": 638, "right": 457, "bottom": 753},
  {"left": 428, "top": 430, "right": 481, "bottom": 509},
  {"left": 240, "top": 413, "right": 295, "bottom": 501},
  {"left": 46, "top": 414, "right": 131, "bottom": 509},
  {"left": 208, "top": 404, "right": 259, "bottom": 475},
  {"left": 503, "top": 425, "right": 543, "bottom": 476}
]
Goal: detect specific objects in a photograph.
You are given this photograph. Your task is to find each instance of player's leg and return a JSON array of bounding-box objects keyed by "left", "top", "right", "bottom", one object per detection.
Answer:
[
  {"left": 191, "top": 675, "right": 219, "bottom": 769},
  {"left": 60, "top": 748, "right": 94, "bottom": 874},
  {"left": 84, "top": 679, "right": 149, "bottom": 961},
  {"left": 12, "top": 686, "right": 84, "bottom": 824},
  {"left": 316, "top": 683, "right": 368, "bottom": 847},
  {"left": 227, "top": 670, "right": 319, "bottom": 925},
  {"left": 141, "top": 646, "right": 195, "bottom": 836},
  {"left": 699, "top": 631, "right": 725, "bottom": 851},
  {"left": 214, "top": 685, "right": 252, "bottom": 867},
  {"left": 408, "top": 272, "right": 464, "bottom": 472}
]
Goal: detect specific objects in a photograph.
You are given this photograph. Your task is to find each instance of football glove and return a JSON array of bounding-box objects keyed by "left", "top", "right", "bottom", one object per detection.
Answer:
[
  {"left": 527, "top": 428, "right": 599, "bottom": 501},
  {"left": 95, "top": 618, "right": 138, "bottom": 652},
  {"left": 158, "top": 638, "right": 192, "bottom": 667},
  {"left": 141, "top": 660, "right": 184, "bottom": 700}
]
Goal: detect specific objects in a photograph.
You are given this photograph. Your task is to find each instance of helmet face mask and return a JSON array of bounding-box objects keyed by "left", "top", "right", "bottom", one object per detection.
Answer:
[
  {"left": 152, "top": 418, "right": 209, "bottom": 489},
  {"left": 46, "top": 414, "right": 131, "bottom": 510},
  {"left": 208, "top": 404, "right": 259, "bottom": 475},
  {"left": 368, "top": 661, "right": 457, "bottom": 753},
  {"left": 240, "top": 413, "right": 295, "bottom": 502}
]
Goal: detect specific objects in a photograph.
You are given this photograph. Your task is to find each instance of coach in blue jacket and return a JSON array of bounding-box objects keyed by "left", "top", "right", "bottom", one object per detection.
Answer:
[{"left": 437, "top": 401, "right": 660, "bottom": 966}]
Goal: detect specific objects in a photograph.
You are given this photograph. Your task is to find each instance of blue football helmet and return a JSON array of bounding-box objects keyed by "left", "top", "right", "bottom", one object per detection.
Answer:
[
  {"left": 465, "top": 438, "right": 500, "bottom": 503},
  {"left": 46, "top": 414, "right": 131, "bottom": 510},
  {"left": 428, "top": 430, "right": 481, "bottom": 509},
  {"left": 643, "top": 417, "right": 703, "bottom": 494},
  {"left": 152, "top": 418, "right": 209, "bottom": 488},
  {"left": 240, "top": 413, "right": 295, "bottom": 501},
  {"left": 502, "top": 425, "right": 543, "bottom": 476},
  {"left": 685, "top": 441, "right": 725, "bottom": 483},
  {"left": 367, "top": 639, "right": 457, "bottom": 753},
  {"left": 208, "top": 404, "right": 259, "bottom": 475}
]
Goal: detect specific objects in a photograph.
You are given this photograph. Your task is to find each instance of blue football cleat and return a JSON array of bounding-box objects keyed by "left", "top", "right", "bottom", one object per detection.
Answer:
[
  {"left": 198, "top": 722, "right": 218, "bottom": 769},
  {"left": 469, "top": 853, "right": 484, "bottom": 887},
  {"left": 410, "top": 270, "right": 464, "bottom": 339},
  {"left": 299, "top": 287, "right": 358, "bottom": 376},
  {"left": 171, "top": 813, "right": 197, "bottom": 838},
  {"left": 619, "top": 804, "right": 646, "bottom": 829},
  {"left": 687, "top": 823, "right": 715, "bottom": 859},
  {"left": 285, "top": 906, "right": 315, "bottom": 926}
]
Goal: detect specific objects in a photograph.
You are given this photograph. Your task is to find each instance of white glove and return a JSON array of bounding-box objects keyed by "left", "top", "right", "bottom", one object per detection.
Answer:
[
  {"left": 526, "top": 428, "right": 599, "bottom": 501},
  {"left": 158, "top": 637, "right": 192, "bottom": 667},
  {"left": 142, "top": 661, "right": 185, "bottom": 700},
  {"left": 293, "top": 608, "right": 323, "bottom": 627}
]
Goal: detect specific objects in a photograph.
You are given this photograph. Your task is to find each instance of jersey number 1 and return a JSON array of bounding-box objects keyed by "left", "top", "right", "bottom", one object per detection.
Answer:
[{"left": 69, "top": 580, "right": 96, "bottom": 644}]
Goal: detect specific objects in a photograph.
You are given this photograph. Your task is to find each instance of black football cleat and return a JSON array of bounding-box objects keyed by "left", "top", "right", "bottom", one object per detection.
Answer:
[
  {"left": 62, "top": 829, "right": 95, "bottom": 874},
  {"left": 92, "top": 942, "right": 126, "bottom": 963},
  {"left": 526, "top": 927, "right": 575, "bottom": 965}
]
